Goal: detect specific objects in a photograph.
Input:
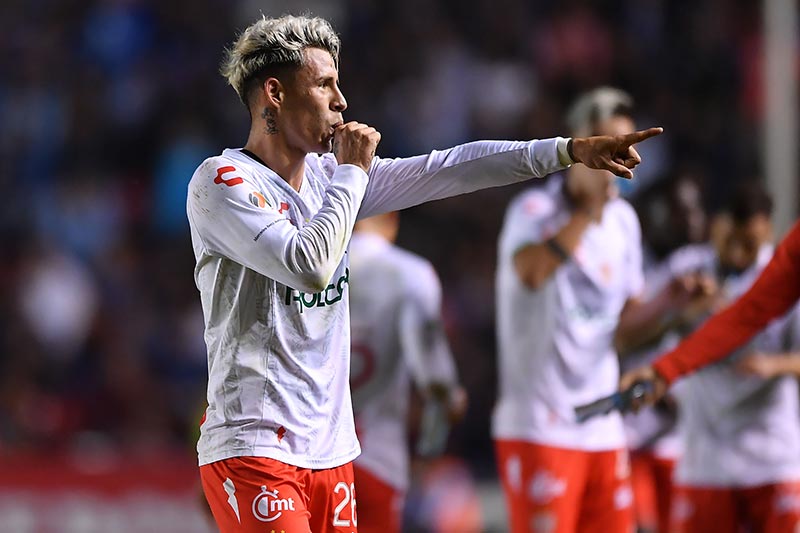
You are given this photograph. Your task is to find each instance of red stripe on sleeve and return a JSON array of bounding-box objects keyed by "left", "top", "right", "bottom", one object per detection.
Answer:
[{"left": 653, "top": 221, "right": 800, "bottom": 384}]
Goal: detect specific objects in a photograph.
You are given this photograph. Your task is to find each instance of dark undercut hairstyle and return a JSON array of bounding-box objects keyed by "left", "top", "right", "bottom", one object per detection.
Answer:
[{"left": 728, "top": 181, "right": 773, "bottom": 225}]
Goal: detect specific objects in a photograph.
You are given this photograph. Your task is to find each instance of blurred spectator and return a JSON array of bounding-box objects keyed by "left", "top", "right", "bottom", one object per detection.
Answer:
[{"left": 17, "top": 246, "right": 98, "bottom": 361}]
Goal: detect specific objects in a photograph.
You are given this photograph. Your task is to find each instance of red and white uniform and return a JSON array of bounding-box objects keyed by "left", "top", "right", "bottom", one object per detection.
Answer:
[
  {"left": 654, "top": 221, "right": 800, "bottom": 381},
  {"left": 348, "top": 231, "right": 458, "bottom": 532},
  {"left": 622, "top": 252, "right": 686, "bottom": 459},
  {"left": 622, "top": 253, "right": 686, "bottom": 533},
  {"left": 666, "top": 244, "right": 800, "bottom": 488},
  {"left": 651, "top": 227, "right": 800, "bottom": 533},
  {"left": 188, "top": 139, "right": 568, "bottom": 531},
  {"left": 493, "top": 176, "right": 642, "bottom": 533},
  {"left": 658, "top": 243, "right": 800, "bottom": 532},
  {"left": 493, "top": 177, "right": 643, "bottom": 449}
]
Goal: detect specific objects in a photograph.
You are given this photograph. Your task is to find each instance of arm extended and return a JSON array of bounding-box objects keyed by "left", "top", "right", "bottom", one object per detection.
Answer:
[
  {"left": 359, "top": 129, "right": 662, "bottom": 218},
  {"left": 652, "top": 221, "right": 800, "bottom": 384}
]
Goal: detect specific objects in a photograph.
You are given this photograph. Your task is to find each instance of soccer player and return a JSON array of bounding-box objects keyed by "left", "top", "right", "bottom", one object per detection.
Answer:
[
  {"left": 347, "top": 211, "right": 466, "bottom": 533},
  {"left": 492, "top": 88, "right": 680, "bottom": 533},
  {"left": 625, "top": 184, "right": 800, "bottom": 532},
  {"left": 622, "top": 175, "right": 712, "bottom": 533},
  {"left": 186, "top": 15, "right": 661, "bottom": 532},
  {"left": 621, "top": 217, "right": 800, "bottom": 402},
  {"left": 622, "top": 223, "right": 800, "bottom": 398}
]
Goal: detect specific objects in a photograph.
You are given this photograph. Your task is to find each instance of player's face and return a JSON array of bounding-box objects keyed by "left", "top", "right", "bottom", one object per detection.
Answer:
[
  {"left": 719, "top": 214, "right": 772, "bottom": 274},
  {"left": 671, "top": 178, "right": 707, "bottom": 244},
  {"left": 279, "top": 47, "right": 347, "bottom": 154}
]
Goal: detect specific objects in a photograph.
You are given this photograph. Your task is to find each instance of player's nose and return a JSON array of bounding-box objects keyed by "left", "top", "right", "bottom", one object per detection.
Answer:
[{"left": 332, "top": 85, "right": 347, "bottom": 113}]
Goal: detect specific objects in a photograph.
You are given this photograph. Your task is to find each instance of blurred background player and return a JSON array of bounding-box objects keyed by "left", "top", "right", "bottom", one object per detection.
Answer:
[
  {"left": 492, "top": 87, "right": 682, "bottom": 533},
  {"left": 621, "top": 174, "right": 713, "bottom": 533},
  {"left": 621, "top": 224, "right": 800, "bottom": 531},
  {"left": 653, "top": 182, "right": 800, "bottom": 533},
  {"left": 348, "top": 211, "right": 467, "bottom": 533}
]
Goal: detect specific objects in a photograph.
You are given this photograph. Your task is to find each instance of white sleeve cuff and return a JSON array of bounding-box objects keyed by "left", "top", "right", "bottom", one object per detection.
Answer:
[{"left": 556, "top": 137, "right": 574, "bottom": 166}]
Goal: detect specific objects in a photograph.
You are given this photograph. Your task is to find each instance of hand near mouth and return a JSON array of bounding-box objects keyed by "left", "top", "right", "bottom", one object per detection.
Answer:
[{"left": 333, "top": 121, "right": 381, "bottom": 173}]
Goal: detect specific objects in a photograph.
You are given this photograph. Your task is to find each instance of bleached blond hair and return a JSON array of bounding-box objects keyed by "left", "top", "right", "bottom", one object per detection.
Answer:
[
  {"left": 566, "top": 87, "right": 634, "bottom": 136},
  {"left": 220, "top": 14, "right": 340, "bottom": 108}
]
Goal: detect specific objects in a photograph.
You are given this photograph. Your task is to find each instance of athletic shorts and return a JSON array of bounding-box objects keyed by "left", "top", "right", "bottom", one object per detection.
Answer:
[
  {"left": 200, "top": 456, "right": 358, "bottom": 533},
  {"left": 352, "top": 463, "right": 404, "bottom": 533},
  {"left": 495, "top": 439, "right": 633, "bottom": 533},
  {"left": 670, "top": 481, "right": 800, "bottom": 533},
  {"left": 630, "top": 450, "right": 675, "bottom": 533}
]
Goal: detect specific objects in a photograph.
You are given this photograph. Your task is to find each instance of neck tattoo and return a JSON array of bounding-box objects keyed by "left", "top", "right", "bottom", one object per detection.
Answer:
[{"left": 261, "top": 108, "right": 278, "bottom": 135}]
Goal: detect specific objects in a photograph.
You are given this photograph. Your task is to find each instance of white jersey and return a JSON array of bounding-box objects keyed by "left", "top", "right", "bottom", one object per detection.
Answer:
[
  {"left": 348, "top": 232, "right": 457, "bottom": 491},
  {"left": 187, "top": 138, "right": 567, "bottom": 468},
  {"left": 622, "top": 244, "right": 727, "bottom": 458},
  {"left": 668, "top": 243, "right": 800, "bottom": 487},
  {"left": 621, "top": 252, "right": 687, "bottom": 458},
  {"left": 492, "top": 176, "right": 644, "bottom": 450}
]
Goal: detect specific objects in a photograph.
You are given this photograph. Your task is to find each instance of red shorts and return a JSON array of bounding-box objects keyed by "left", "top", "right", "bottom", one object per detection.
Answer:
[
  {"left": 200, "top": 456, "right": 358, "bottom": 533},
  {"left": 495, "top": 440, "right": 633, "bottom": 533},
  {"left": 630, "top": 451, "right": 674, "bottom": 533},
  {"left": 352, "top": 464, "right": 403, "bottom": 533},
  {"left": 670, "top": 481, "right": 800, "bottom": 533}
]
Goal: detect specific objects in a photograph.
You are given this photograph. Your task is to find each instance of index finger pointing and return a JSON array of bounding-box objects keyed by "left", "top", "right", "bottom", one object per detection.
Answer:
[{"left": 621, "top": 127, "right": 664, "bottom": 145}]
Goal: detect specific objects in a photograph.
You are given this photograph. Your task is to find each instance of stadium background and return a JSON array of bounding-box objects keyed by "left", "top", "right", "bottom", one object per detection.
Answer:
[{"left": 0, "top": 0, "right": 788, "bottom": 531}]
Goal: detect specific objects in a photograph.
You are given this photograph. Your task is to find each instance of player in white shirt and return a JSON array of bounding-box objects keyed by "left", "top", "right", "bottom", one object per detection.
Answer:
[
  {"left": 347, "top": 212, "right": 466, "bottom": 533},
  {"left": 621, "top": 176, "right": 712, "bottom": 533},
  {"left": 663, "top": 184, "right": 800, "bottom": 533},
  {"left": 492, "top": 88, "right": 679, "bottom": 533},
  {"left": 187, "top": 16, "right": 662, "bottom": 533}
]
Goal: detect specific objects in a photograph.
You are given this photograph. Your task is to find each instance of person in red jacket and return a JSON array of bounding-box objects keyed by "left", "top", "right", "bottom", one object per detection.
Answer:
[{"left": 621, "top": 218, "right": 800, "bottom": 395}]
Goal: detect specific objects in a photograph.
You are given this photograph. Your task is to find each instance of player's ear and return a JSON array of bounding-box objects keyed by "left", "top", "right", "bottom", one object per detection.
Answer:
[{"left": 263, "top": 77, "right": 284, "bottom": 109}]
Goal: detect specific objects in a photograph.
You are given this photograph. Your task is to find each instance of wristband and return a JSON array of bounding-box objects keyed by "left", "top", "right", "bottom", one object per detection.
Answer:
[{"left": 545, "top": 237, "right": 571, "bottom": 262}]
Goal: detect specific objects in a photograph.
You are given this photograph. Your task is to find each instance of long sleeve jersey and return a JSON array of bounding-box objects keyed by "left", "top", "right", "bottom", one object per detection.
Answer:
[{"left": 187, "top": 139, "right": 567, "bottom": 468}]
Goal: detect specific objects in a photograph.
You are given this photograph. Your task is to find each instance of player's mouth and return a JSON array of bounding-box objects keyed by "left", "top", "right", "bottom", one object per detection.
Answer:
[{"left": 327, "top": 122, "right": 344, "bottom": 145}]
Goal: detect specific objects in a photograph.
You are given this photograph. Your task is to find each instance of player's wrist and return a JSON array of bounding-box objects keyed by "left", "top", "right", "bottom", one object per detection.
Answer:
[
  {"left": 556, "top": 137, "right": 576, "bottom": 166},
  {"left": 650, "top": 359, "right": 676, "bottom": 388},
  {"left": 545, "top": 237, "right": 571, "bottom": 262}
]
